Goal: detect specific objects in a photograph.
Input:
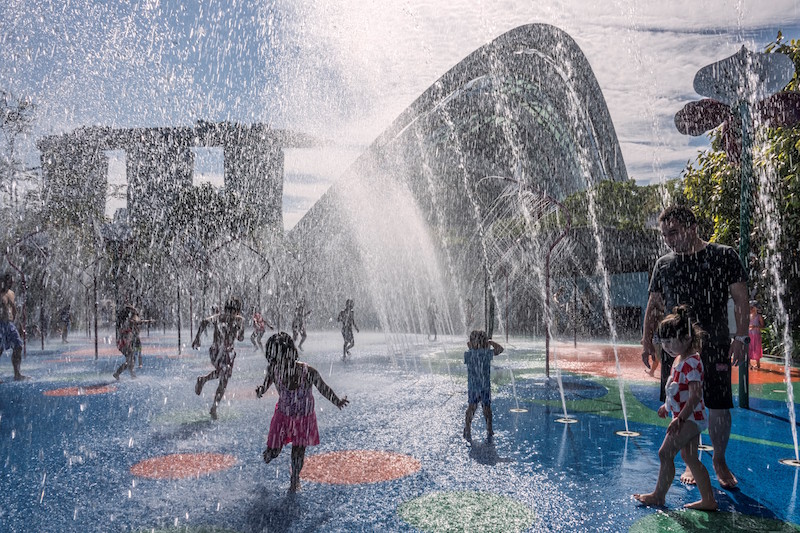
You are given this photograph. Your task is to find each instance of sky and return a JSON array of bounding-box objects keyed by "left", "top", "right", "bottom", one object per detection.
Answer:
[{"left": 2, "top": 0, "right": 799, "bottom": 229}]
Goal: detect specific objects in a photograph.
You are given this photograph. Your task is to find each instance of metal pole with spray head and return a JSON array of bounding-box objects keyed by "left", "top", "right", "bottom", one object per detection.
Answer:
[{"left": 689, "top": 45, "right": 795, "bottom": 409}]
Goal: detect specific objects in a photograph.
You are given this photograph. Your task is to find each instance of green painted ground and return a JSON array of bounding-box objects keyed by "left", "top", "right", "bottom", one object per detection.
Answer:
[{"left": 398, "top": 490, "right": 535, "bottom": 533}]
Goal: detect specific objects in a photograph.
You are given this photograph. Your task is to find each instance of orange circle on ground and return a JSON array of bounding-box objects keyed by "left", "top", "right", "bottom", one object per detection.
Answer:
[
  {"left": 130, "top": 453, "right": 237, "bottom": 480},
  {"left": 44, "top": 384, "right": 117, "bottom": 396},
  {"left": 301, "top": 450, "right": 421, "bottom": 485}
]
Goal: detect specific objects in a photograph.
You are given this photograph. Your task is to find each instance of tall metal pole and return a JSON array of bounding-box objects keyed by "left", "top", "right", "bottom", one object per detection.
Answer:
[
  {"left": 573, "top": 269, "right": 578, "bottom": 349},
  {"left": 176, "top": 275, "right": 182, "bottom": 355},
  {"left": 93, "top": 268, "right": 98, "bottom": 360},
  {"left": 738, "top": 101, "right": 753, "bottom": 409},
  {"left": 545, "top": 254, "right": 551, "bottom": 378}
]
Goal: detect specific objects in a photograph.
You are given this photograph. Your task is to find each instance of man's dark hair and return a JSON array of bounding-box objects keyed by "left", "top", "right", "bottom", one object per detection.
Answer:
[
  {"left": 2, "top": 272, "right": 12, "bottom": 284},
  {"left": 658, "top": 204, "right": 697, "bottom": 226}
]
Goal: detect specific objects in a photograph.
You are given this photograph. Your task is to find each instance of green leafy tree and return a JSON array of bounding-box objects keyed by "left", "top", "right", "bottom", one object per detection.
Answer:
[
  {"left": 560, "top": 179, "right": 677, "bottom": 230},
  {"left": 681, "top": 32, "right": 800, "bottom": 358}
]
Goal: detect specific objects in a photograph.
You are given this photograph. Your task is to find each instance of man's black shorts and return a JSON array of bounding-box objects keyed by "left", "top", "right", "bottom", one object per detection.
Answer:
[{"left": 660, "top": 339, "right": 733, "bottom": 410}]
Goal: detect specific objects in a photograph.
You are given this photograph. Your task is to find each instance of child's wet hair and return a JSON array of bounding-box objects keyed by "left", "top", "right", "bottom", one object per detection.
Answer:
[
  {"left": 265, "top": 331, "right": 297, "bottom": 364},
  {"left": 469, "top": 330, "right": 488, "bottom": 349},
  {"left": 657, "top": 304, "right": 705, "bottom": 349}
]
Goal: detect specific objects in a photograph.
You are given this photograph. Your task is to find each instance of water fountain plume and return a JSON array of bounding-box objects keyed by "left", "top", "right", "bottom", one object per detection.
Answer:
[{"left": 755, "top": 132, "right": 799, "bottom": 462}]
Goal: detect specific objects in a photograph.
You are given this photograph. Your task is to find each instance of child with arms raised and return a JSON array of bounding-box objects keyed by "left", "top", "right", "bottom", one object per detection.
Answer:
[{"left": 256, "top": 332, "right": 349, "bottom": 493}]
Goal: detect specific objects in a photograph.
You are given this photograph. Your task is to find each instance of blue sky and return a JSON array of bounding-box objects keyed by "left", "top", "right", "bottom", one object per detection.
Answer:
[{"left": 2, "top": 0, "right": 798, "bottom": 228}]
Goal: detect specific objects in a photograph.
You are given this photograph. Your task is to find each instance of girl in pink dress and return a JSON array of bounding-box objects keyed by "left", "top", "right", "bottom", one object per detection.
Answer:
[
  {"left": 634, "top": 304, "right": 717, "bottom": 511},
  {"left": 749, "top": 301, "right": 765, "bottom": 370},
  {"left": 256, "top": 332, "right": 349, "bottom": 492}
]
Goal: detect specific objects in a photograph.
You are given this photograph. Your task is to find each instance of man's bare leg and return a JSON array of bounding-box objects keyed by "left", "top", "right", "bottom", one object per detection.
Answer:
[
  {"left": 679, "top": 433, "right": 699, "bottom": 484},
  {"left": 709, "top": 408, "right": 737, "bottom": 488},
  {"left": 680, "top": 440, "right": 717, "bottom": 510}
]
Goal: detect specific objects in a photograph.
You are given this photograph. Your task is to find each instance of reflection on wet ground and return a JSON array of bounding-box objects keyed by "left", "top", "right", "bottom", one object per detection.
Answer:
[{"left": 0, "top": 331, "right": 798, "bottom": 532}]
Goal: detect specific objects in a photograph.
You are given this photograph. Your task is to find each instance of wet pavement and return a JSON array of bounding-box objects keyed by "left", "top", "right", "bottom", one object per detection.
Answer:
[{"left": 1, "top": 330, "right": 799, "bottom": 532}]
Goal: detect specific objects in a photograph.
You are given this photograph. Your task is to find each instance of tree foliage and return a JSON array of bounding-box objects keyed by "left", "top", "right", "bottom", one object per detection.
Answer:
[
  {"left": 682, "top": 32, "right": 800, "bottom": 358},
  {"left": 560, "top": 179, "right": 678, "bottom": 230}
]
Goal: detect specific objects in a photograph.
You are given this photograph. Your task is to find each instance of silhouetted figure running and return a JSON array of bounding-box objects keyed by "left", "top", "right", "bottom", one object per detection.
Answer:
[
  {"left": 336, "top": 298, "right": 359, "bottom": 360},
  {"left": 59, "top": 304, "right": 71, "bottom": 343},
  {"left": 291, "top": 298, "right": 311, "bottom": 351},
  {"left": 427, "top": 299, "right": 438, "bottom": 341},
  {"left": 192, "top": 298, "right": 245, "bottom": 420},
  {"left": 250, "top": 307, "right": 273, "bottom": 352},
  {"left": 113, "top": 304, "right": 144, "bottom": 380}
]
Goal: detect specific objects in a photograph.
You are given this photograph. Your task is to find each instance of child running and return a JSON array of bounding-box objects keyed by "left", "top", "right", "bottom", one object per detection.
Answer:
[
  {"left": 256, "top": 332, "right": 349, "bottom": 493},
  {"left": 250, "top": 307, "right": 273, "bottom": 352},
  {"left": 634, "top": 304, "right": 717, "bottom": 511},
  {"left": 192, "top": 298, "right": 245, "bottom": 420},
  {"left": 463, "top": 330, "right": 504, "bottom": 442},
  {"left": 336, "top": 298, "right": 358, "bottom": 360},
  {"left": 291, "top": 298, "right": 311, "bottom": 351},
  {"left": 113, "top": 304, "right": 143, "bottom": 380}
]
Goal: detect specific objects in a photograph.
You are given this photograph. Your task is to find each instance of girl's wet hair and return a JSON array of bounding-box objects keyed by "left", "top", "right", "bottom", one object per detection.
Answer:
[
  {"left": 469, "top": 330, "right": 488, "bottom": 349},
  {"left": 264, "top": 331, "right": 297, "bottom": 364},
  {"left": 657, "top": 304, "right": 705, "bottom": 349}
]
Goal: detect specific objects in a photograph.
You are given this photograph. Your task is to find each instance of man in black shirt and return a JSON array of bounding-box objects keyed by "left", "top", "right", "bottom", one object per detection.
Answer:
[{"left": 641, "top": 205, "right": 749, "bottom": 489}]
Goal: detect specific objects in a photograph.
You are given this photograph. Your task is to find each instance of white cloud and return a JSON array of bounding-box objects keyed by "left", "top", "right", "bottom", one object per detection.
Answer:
[{"left": 3, "top": 0, "right": 798, "bottom": 226}]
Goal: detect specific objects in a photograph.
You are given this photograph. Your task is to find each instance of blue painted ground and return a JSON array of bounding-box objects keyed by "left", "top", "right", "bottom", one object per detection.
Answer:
[{"left": 1, "top": 330, "right": 798, "bottom": 532}]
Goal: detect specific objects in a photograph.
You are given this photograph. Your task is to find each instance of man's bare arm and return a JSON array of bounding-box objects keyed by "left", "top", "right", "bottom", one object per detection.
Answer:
[
  {"left": 729, "top": 281, "right": 749, "bottom": 366},
  {"left": 641, "top": 292, "right": 664, "bottom": 367}
]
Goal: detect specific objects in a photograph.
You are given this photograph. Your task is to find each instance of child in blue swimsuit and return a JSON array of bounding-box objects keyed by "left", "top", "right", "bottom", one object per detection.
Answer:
[{"left": 463, "top": 330, "right": 504, "bottom": 442}]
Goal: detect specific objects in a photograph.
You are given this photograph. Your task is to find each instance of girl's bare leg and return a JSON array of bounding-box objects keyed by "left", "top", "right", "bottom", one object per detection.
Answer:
[
  {"left": 634, "top": 421, "right": 700, "bottom": 506},
  {"left": 680, "top": 439, "right": 717, "bottom": 510},
  {"left": 263, "top": 447, "right": 281, "bottom": 463},
  {"left": 483, "top": 404, "right": 494, "bottom": 440},
  {"left": 290, "top": 445, "right": 306, "bottom": 492},
  {"left": 464, "top": 404, "right": 477, "bottom": 440}
]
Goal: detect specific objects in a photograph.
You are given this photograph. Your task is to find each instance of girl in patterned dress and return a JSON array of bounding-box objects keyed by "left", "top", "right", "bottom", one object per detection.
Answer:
[
  {"left": 634, "top": 305, "right": 717, "bottom": 511},
  {"left": 256, "top": 332, "right": 349, "bottom": 492}
]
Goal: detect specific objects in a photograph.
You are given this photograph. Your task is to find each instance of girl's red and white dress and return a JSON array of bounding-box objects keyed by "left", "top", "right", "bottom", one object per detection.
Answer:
[{"left": 664, "top": 352, "right": 708, "bottom": 433}]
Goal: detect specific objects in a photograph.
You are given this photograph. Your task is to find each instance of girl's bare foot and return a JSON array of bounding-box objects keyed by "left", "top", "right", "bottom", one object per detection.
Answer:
[
  {"left": 685, "top": 499, "right": 717, "bottom": 511},
  {"left": 680, "top": 468, "right": 696, "bottom": 485},
  {"left": 633, "top": 493, "right": 665, "bottom": 506}
]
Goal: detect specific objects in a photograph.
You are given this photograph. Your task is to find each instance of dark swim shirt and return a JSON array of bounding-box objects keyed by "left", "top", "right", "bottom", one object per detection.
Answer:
[{"left": 649, "top": 243, "right": 747, "bottom": 343}]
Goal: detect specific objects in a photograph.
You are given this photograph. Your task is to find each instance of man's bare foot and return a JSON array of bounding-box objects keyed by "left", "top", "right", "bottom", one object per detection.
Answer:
[
  {"left": 713, "top": 459, "right": 738, "bottom": 489},
  {"left": 685, "top": 499, "right": 718, "bottom": 511},
  {"left": 14, "top": 374, "right": 29, "bottom": 381},
  {"left": 717, "top": 473, "right": 738, "bottom": 489},
  {"left": 680, "top": 467, "right": 696, "bottom": 485},
  {"left": 289, "top": 479, "right": 301, "bottom": 493},
  {"left": 633, "top": 493, "right": 665, "bottom": 507},
  {"left": 210, "top": 406, "right": 218, "bottom": 420}
]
